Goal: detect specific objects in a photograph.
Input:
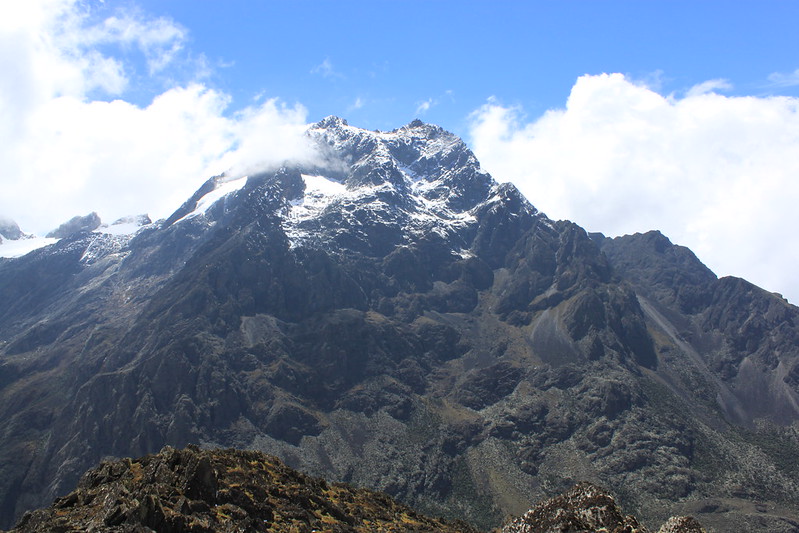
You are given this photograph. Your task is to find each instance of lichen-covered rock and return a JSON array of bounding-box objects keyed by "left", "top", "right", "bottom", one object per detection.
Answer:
[
  {"left": 501, "top": 482, "right": 649, "bottom": 533},
  {"left": 499, "top": 482, "right": 708, "bottom": 533},
  {"left": 656, "top": 516, "right": 706, "bottom": 533},
  {"left": 10, "top": 445, "right": 479, "bottom": 533}
]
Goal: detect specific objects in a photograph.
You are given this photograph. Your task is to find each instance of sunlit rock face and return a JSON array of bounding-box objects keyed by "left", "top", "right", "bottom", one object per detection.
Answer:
[
  {"left": 1, "top": 118, "right": 798, "bottom": 531},
  {"left": 45, "top": 212, "right": 102, "bottom": 238}
]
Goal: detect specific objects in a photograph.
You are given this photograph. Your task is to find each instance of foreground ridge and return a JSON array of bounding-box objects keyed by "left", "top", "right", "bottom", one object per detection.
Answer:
[
  {"left": 9, "top": 446, "right": 479, "bottom": 533},
  {"left": 7, "top": 446, "right": 706, "bottom": 533}
]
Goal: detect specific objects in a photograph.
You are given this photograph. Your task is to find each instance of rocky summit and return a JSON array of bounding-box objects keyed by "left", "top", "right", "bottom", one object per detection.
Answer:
[
  {"left": 9, "top": 446, "right": 479, "bottom": 533},
  {"left": 1, "top": 118, "right": 799, "bottom": 531}
]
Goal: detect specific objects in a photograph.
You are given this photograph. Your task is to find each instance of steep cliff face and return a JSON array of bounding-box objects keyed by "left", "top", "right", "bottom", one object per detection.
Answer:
[
  {"left": 1, "top": 118, "right": 798, "bottom": 531},
  {"left": 600, "top": 230, "right": 799, "bottom": 426}
]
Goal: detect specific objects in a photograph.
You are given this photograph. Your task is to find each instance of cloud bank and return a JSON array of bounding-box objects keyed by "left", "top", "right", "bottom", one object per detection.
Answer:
[
  {"left": 469, "top": 73, "right": 799, "bottom": 303},
  {"left": 0, "top": 0, "right": 316, "bottom": 234}
]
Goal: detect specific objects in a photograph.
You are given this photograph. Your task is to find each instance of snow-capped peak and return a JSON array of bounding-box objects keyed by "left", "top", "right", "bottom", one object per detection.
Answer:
[
  {"left": 0, "top": 218, "right": 57, "bottom": 259},
  {"left": 306, "top": 117, "right": 486, "bottom": 196},
  {"left": 275, "top": 119, "right": 510, "bottom": 252},
  {"left": 0, "top": 216, "right": 24, "bottom": 241},
  {"left": 152, "top": 117, "right": 538, "bottom": 257},
  {"left": 0, "top": 236, "right": 60, "bottom": 259}
]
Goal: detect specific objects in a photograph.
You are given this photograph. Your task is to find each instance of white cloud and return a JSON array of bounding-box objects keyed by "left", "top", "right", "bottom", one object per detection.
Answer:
[
  {"left": 2, "top": 84, "right": 314, "bottom": 234},
  {"left": 0, "top": 0, "right": 319, "bottom": 235},
  {"left": 348, "top": 96, "right": 365, "bottom": 111},
  {"left": 415, "top": 98, "right": 435, "bottom": 115},
  {"left": 0, "top": 0, "right": 185, "bottom": 102},
  {"left": 88, "top": 13, "right": 187, "bottom": 74},
  {"left": 469, "top": 73, "right": 799, "bottom": 304},
  {"left": 685, "top": 78, "right": 733, "bottom": 97},
  {"left": 629, "top": 69, "right": 666, "bottom": 93},
  {"left": 311, "top": 58, "right": 343, "bottom": 79},
  {"left": 767, "top": 69, "right": 799, "bottom": 88},
  {"left": 223, "top": 99, "right": 319, "bottom": 178}
]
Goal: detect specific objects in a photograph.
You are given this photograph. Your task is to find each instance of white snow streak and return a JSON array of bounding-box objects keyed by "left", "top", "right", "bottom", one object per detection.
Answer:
[{"left": 179, "top": 175, "right": 249, "bottom": 222}]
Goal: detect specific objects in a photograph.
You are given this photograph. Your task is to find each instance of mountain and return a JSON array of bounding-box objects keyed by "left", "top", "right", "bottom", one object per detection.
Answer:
[
  {"left": 1, "top": 117, "right": 798, "bottom": 531},
  {"left": 0, "top": 218, "right": 52, "bottom": 258},
  {"left": 0, "top": 213, "right": 151, "bottom": 261},
  {"left": 45, "top": 212, "right": 103, "bottom": 239},
  {"left": 0, "top": 217, "right": 24, "bottom": 242}
]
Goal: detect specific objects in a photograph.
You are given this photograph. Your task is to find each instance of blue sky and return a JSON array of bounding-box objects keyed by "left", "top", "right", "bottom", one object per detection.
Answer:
[
  {"left": 90, "top": 1, "right": 799, "bottom": 133},
  {"left": 2, "top": 0, "right": 799, "bottom": 303}
]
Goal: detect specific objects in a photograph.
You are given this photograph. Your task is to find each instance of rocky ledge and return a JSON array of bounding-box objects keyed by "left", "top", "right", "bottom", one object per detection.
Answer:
[{"left": 9, "top": 446, "right": 478, "bottom": 533}]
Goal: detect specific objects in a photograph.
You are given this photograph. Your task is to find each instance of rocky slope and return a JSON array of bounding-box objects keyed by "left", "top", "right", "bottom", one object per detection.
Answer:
[
  {"left": 9, "top": 445, "right": 479, "bottom": 532},
  {"left": 1, "top": 118, "right": 799, "bottom": 531}
]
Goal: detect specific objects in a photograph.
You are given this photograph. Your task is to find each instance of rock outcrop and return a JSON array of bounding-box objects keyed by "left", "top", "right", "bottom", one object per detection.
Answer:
[
  {"left": 657, "top": 516, "right": 706, "bottom": 533},
  {"left": 0, "top": 217, "right": 23, "bottom": 240},
  {"left": 501, "top": 482, "right": 704, "bottom": 533},
  {"left": 45, "top": 211, "right": 102, "bottom": 238},
  {"left": 10, "top": 446, "right": 479, "bottom": 533}
]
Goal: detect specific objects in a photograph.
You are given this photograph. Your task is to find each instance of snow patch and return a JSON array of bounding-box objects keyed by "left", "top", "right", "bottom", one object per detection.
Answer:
[
  {"left": 95, "top": 222, "right": 145, "bottom": 236},
  {"left": 0, "top": 236, "right": 59, "bottom": 258},
  {"left": 288, "top": 174, "right": 347, "bottom": 221},
  {"left": 179, "top": 175, "right": 249, "bottom": 222},
  {"left": 301, "top": 174, "right": 347, "bottom": 198}
]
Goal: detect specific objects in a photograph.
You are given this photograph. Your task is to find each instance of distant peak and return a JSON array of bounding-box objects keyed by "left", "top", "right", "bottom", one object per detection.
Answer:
[
  {"left": 309, "top": 117, "right": 454, "bottom": 147},
  {"left": 46, "top": 212, "right": 102, "bottom": 239},
  {"left": 398, "top": 118, "right": 445, "bottom": 134},
  {"left": 0, "top": 216, "right": 23, "bottom": 240},
  {"left": 93, "top": 214, "right": 153, "bottom": 237},
  {"left": 314, "top": 116, "right": 348, "bottom": 129},
  {"left": 111, "top": 214, "right": 152, "bottom": 226}
]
